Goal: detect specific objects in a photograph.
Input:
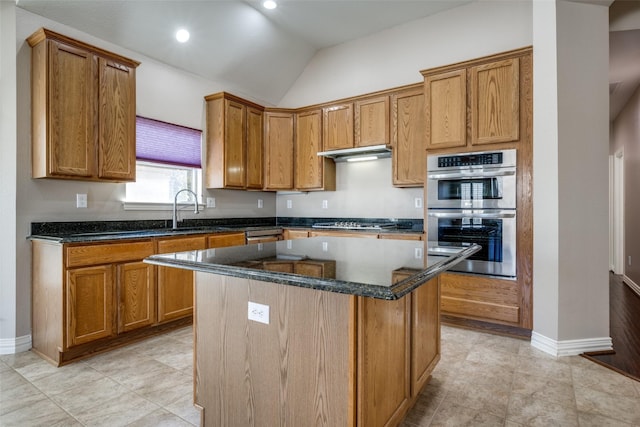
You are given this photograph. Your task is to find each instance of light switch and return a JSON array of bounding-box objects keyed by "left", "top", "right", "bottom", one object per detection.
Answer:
[
  {"left": 322, "top": 200, "right": 328, "bottom": 209},
  {"left": 258, "top": 199, "right": 263, "bottom": 209},
  {"left": 206, "top": 197, "right": 216, "bottom": 208},
  {"left": 414, "top": 197, "right": 423, "bottom": 209},
  {"left": 286, "top": 199, "right": 292, "bottom": 209}
]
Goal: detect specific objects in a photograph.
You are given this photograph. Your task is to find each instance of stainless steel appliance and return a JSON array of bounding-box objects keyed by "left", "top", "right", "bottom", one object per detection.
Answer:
[
  {"left": 426, "top": 149, "right": 516, "bottom": 210},
  {"left": 426, "top": 149, "right": 517, "bottom": 278}
]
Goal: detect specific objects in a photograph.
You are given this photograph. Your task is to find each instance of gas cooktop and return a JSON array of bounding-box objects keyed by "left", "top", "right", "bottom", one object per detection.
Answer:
[{"left": 311, "top": 221, "right": 397, "bottom": 230}]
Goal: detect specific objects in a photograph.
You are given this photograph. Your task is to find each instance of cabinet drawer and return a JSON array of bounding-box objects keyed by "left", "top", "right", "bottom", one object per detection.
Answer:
[
  {"left": 208, "top": 233, "right": 246, "bottom": 248},
  {"left": 157, "top": 236, "right": 207, "bottom": 253},
  {"left": 66, "top": 241, "right": 154, "bottom": 268}
]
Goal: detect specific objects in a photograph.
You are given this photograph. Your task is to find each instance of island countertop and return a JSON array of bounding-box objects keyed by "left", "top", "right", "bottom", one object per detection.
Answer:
[{"left": 145, "top": 236, "right": 479, "bottom": 300}]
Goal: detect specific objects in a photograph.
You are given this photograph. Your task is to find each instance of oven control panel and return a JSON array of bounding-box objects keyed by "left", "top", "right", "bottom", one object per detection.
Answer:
[{"left": 437, "top": 152, "right": 503, "bottom": 168}]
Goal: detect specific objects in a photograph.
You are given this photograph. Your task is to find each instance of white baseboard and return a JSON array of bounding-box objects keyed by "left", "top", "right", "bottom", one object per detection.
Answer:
[
  {"left": 623, "top": 275, "right": 640, "bottom": 297},
  {"left": 0, "top": 335, "right": 32, "bottom": 355},
  {"left": 531, "top": 331, "right": 612, "bottom": 357}
]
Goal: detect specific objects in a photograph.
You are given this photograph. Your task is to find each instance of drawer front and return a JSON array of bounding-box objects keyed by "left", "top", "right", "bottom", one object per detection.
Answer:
[
  {"left": 66, "top": 241, "right": 154, "bottom": 268},
  {"left": 379, "top": 233, "right": 424, "bottom": 241},
  {"left": 157, "top": 236, "right": 207, "bottom": 253},
  {"left": 208, "top": 233, "right": 246, "bottom": 248}
]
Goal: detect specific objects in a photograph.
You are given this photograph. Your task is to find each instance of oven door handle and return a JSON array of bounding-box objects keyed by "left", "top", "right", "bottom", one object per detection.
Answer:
[
  {"left": 426, "top": 169, "right": 515, "bottom": 180},
  {"left": 427, "top": 211, "right": 516, "bottom": 219}
]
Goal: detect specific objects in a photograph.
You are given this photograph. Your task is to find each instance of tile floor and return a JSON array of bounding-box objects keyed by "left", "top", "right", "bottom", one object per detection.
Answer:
[{"left": 1, "top": 325, "right": 639, "bottom": 426}]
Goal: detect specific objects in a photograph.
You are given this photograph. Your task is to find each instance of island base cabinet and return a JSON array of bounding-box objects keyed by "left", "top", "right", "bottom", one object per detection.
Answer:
[
  {"left": 194, "top": 273, "right": 354, "bottom": 427},
  {"left": 193, "top": 272, "right": 441, "bottom": 427}
]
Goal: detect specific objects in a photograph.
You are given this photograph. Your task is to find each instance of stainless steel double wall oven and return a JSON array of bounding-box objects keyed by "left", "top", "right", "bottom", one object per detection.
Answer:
[{"left": 426, "top": 149, "right": 517, "bottom": 278}]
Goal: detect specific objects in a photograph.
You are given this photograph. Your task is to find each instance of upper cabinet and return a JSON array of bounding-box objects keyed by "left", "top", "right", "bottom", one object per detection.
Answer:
[
  {"left": 295, "top": 109, "right": 336, "bottom": 191},
  {"left": 264, "top": 110, "right": 295, "bottom": 190},
  {"left": 28, "top": 28, "right": 139, "bottom": 182},
  {"left": 322, "top": 103, "right": 354, "bottom": 150},
  {"left": 391, "top": 87, "right": 426, "bottom": 187},
  {"left": 204, "top": 92, "right": 264, "bottom": 190},
  {"left": 355, "top": 96, "right": 390, "bottom": 147},
  {"left": 422, "top": 48, "right": 529, "bottom": 151}
]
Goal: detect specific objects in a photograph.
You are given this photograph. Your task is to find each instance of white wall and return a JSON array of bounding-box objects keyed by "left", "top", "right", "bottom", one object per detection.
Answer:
[
  {"left": 0, "top": 2, "right": 20, "bottom": 352},
  {"left": 275, "top": 0, "right": 533, "bottom": 220},
  {"left": 532, "top": 0, "right": 611, "bottom": 354},
  {"left": 276, "top": 159, "right": 423, "bottom": 219}
]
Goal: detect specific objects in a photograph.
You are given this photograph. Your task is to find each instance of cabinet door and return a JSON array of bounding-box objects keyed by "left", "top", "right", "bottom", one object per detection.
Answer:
[
  {"left": 322, "top": 104, "right": 353, "bottom": 150},
  {"left": 358, "top": 295, "right": 412, "bottom": 427},
  {"left": 157, "top": 236, "right": 206, "bottom": 322},
  {"left": 246, "top": 106, "right": 264, "bottom": 189},
  {"left": 411, "top": 277, "right": 440, "bottom": 396},
  {"left": 424, "top": 69, "right": 467, "bottom": 150},
  {"left": 262, "top": 261, "right": 294, "bottom": 273},
  {"left": 98, "top": 57, "right": 136, "bottom": 181},
  {"left": 47, "top": 40, "right": 95, "bottom": 178},
  {"left": 264, "top": 111, "right": 294, "bottom": 190},
  {"left": 66, "top": 265, "right": 114, "bottom": 348},
  {"left": 118, "top": 261, "right": 156, "bottom": 333},
  {"left": 392, "top": 87, "right": 426, "bottom": 186},
  {"left": 470, "top": 58, "right": 519, "bottom": 145},
  {"left": 296, "top": 109, "right": 334, "bottom": 191},
  {"left": 223, "top": 99, "right": 247, "bottom": 188},
  {"left": 355, "top": 96, "right": 389, "bottom": 147}
]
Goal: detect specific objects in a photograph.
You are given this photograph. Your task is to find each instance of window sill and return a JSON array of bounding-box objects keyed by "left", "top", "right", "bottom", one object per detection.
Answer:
[{"left": 123, "top": 202, "right": 205, "bottom": 211}]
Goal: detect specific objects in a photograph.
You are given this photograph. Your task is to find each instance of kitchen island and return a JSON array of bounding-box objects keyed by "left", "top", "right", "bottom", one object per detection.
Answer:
[{"left": 146, "top": 237, "right": 478, "bottom": 427}]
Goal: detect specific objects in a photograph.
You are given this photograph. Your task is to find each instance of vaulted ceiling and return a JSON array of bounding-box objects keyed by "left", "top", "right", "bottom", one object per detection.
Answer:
[{"left": 16, "top": 0, "right": 472, "bottom": 105}]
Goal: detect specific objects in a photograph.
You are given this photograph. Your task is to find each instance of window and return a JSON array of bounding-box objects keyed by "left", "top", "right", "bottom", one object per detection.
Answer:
[{"left": 125, "top": 116, "right": 202, "bottom": 205}]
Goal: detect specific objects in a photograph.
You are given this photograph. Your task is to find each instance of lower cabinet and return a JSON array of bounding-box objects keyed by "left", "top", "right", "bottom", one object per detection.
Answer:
[
  {"left": 66, "top": 265, "right": 115, "bottom": 347},
  {"left": 358, "top": 273, "right": 439, "bottom": 427},
  {"left": 31, "top": 231, "right": 247, "bottom": 366},
  {"left": 156, "top": 236, "right": 206, "bottom": 323},
  {"left": 118, "top": 261, "right": 155, "bottom": 333}
]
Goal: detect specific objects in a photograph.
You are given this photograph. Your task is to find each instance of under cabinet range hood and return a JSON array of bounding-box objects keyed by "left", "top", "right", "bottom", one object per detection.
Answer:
[{"left": 317, "top": 144, "right": 392, "bottom": 163}]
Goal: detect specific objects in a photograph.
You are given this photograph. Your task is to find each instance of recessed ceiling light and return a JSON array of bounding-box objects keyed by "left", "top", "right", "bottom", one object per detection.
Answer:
[
  {"left": 263, "top": 0, "right": 277, "bottom": 10},
  {"left": 175, "top": 29, "right": 190, "bottom": 43}
]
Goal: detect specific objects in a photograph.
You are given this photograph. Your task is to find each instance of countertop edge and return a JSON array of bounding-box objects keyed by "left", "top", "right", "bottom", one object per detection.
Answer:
[{"left": 144, "top": 244, "right": 480, "bottom": 300}]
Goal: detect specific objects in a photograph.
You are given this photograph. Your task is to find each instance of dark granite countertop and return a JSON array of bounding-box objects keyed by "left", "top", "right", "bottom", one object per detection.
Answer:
[
  {"left": 145, "top": 237, "right": 479, "bottom": 300},
  {"left": 28, "top": 217, "right": 423, "bottom": 243}
]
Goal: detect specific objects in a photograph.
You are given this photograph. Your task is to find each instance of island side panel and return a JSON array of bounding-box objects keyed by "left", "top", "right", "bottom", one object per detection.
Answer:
[{"left": 194, "top": 272, "right": 354, "bottom": 427}]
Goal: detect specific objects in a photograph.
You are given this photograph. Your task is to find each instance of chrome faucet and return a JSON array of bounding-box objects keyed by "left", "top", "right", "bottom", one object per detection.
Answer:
[{"left": 173, "top": 189, "right": 200, "bottom": 229}]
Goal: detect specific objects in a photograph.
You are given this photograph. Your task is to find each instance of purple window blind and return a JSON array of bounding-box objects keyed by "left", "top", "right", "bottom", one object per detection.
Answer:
[{"left": 136, "top": 116, "right": 202, "bottom": 168}]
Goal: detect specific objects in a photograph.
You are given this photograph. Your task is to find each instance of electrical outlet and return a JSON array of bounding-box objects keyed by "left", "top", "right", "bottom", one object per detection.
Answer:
[
  {"left": 286, "top": 240, "right": 292, "bottom": 249},
  {"left": 322, "top": 200, "right": 328, "bottom": 209},
  {"left": 322, "top": 241, "right": 328, "bottom": 252},
  {"left": 414, "top": 247, "right": 423, "bottom": 259},
  {"left": 76, "top": 193, "right": 87, "bottom": 208},
  {"left": 206, "top": 197, "right": 216, "bottom": 208},
  {"left": 257, "top": 243, "right": 264, "bottom": 251},
  {"left": 248, "top": 302, "right": 269, "bottom": 324},
  {"left": 286, "top": 199, "right": 292, "bottom": 209},
  {"left": 257, "top": 199, "right": 263, "bottom": 209},
  {"left": 414, "top": 197, "right": 423, "bottom": 209}
]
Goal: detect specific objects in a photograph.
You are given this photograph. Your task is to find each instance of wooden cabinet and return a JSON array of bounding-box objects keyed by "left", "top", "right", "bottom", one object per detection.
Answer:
[
  {"left": 423, "top": 49, "right": 526, "bottom": 151},
  {"left": 27, "top": 28, "right": 138, "bottom": 182},
  {"left": 283, "top": 229, "right": 309, "bottom": 240},
  {"left": 264, "top": 110, "right": 295, "bottom": 190},
  {"left": 204, "top": 92, "right": 264, "bottom": 189},
  {"left": 295, "top": 109, "right": 336, "bottom": 191},
  {"left": 391, "top": 87, "right": 426, "bottom": 186},
  {"left": 355, "top": 96, "right": 390, "bottom": 147},
  {"left": 117, "top": 261, "right": 155, "bottom": 333},
  {"left": 470, "top": 58, "right": 519, "bottom": 145},
  {"left": 323, "top": 103, "right": 354, "bottom": 150},
  {"left": 424, "top": 70, "right": 467, "bottom": 150},
  {"left": 440, "top": 272, "right": 521, "bottom": 325},
  {"left": 357, "top": 294, "right": 412, "bottom": 427},
  {"left": 156, "top": 236, "right": 206, "bottom": 323},
  {"left": 66, "top": 265, "right": 114, "bottom": 348},
  {"left": 357, "top": 273, "right": 439, "bottom": 427},
  {"left": 207, "top": 232, "right": 246, "bottom": 248}
]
